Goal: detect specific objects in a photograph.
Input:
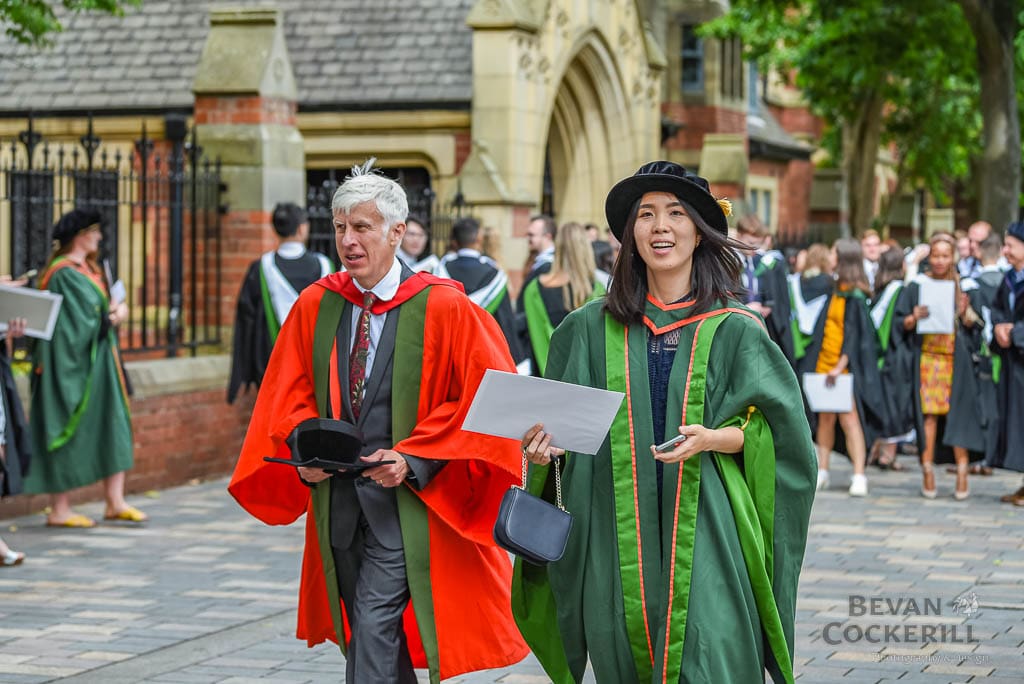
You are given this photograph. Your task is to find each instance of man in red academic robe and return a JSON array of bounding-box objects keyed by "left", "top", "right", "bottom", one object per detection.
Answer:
[{"left": 229, "top": 161, "right": 528, "bottom": 683}]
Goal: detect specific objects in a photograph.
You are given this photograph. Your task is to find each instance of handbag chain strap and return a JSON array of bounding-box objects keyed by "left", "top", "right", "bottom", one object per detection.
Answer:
[{"left": 520, "top": 452, "right": 565, "bottom": 511}]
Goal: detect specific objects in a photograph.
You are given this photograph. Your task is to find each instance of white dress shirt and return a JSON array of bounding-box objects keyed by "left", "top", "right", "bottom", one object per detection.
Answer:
[{"left": 349, "top": 258, "right": 403, "bottom": 383}]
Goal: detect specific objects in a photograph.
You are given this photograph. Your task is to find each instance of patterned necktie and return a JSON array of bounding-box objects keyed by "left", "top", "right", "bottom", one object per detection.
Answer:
[
  {"left": 348, "top": 292, "right": 377, "bottom": 419},
  {"left": 745, "top": 256, "right": 757, "bottom": 303}
]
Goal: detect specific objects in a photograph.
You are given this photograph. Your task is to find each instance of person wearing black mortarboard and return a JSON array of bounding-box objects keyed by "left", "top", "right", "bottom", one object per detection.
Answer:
[
  {"left": 227, "top": 202, "right": 334, "bottom": 404},
  {"left": 991, "top": 221, "right": 1024, "bottom": 504},
  {"left": 22, "top": 208, "right": 146, "bottom": 527}
]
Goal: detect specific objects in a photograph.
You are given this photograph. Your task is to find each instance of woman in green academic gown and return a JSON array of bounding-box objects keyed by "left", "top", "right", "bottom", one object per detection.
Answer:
[
  {"left": 515, "top": 162, "right": 816, "bottom": 684},
  {"left": 23, "top": 209, "right": 145, "bottom": 527}
]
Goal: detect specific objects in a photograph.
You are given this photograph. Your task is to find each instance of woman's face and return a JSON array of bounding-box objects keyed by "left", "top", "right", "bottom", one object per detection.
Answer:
[
  {"left": 632, "top": 191, "right": 699, "bottom": 278},
  {"left": 828, "top": 246, "right": 838, "bottom": 272},
  {"left": 402, "top": 220, "right": 427, "bottom": 258},
  {"left": 73, "top": 226, "right": 102, "bottom": 255},
  {"left": 929, "top": 240, "right": 954, "bottom": 278}
]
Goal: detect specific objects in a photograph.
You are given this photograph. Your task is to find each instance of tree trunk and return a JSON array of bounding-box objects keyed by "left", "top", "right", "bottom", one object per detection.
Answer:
[
  {"left": 841, "top": 89, "right": 886, "bottom": 237},
  {"left": 957, "top": 0, "right": 1021, "bottom": 229}
]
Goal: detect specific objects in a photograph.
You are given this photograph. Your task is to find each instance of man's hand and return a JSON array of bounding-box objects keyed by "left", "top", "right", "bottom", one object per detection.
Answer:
[
  {"left": 361, "top": 449, "right": 411, "bottom": 487},
  {"left": 297, "top": 466, "right": 331, "bottom": 484},
  {"left": 995, "top": 322, "right": 1013, "bottom": 349}
]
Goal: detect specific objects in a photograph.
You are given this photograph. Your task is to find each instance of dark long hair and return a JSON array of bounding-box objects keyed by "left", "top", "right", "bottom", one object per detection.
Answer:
[
  {"left": 604, "top": 197, "right": 744, "bottom": 324},
  {"left": 873, "top": 247, "right": 904, "bottom": 297},
  {"left": 834, "top": 238, "right": 871, "bottom": 296}
]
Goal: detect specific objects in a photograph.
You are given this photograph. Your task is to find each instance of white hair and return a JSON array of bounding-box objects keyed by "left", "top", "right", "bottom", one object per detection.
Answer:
[{"left": 331, "top": 158, "right": 408, "bottom": 229}]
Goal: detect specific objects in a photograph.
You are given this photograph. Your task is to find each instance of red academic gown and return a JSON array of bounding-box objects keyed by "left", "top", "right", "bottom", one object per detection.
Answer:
[{"left": 229, "top": 271, "right": 529, "bottom": 679}]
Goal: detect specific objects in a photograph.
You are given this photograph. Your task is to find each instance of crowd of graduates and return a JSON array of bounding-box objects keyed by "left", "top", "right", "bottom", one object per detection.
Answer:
[
  {"left": 736, "top": 218, "right": 1024, "bottom": 503},
  {"left": 228, "top": 199, "right": 1022, "bottom": 509}
]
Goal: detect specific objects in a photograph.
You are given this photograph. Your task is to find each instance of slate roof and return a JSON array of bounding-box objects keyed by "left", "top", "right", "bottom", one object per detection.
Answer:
[
  {"left": 0, "top": 0, "right": 476, "bottom": 114},
  {"left": 748, "top": 101, "right": 813, "bottom": 161}
]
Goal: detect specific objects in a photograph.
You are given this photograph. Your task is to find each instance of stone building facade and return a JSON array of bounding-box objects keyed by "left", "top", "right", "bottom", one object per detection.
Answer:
[{"left": 0, "top": 0, "right": 846, "bottom": 515}]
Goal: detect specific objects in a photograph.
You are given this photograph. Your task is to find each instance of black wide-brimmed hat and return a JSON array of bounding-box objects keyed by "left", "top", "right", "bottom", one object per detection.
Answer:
[
  {"left": 604, "top": 161, "right": 731, "bottom": 240},
  {"left": 51, "top": 208, "right": 102, "bottom": 246}
]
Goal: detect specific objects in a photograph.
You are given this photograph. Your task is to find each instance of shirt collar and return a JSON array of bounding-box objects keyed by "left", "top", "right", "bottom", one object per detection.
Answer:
[
  {"left": 277, "top": 242, "right": 306, "bottom": 259},
  {"left": 457, "top": 248, "right": 481, "bottom": 258},
  {"left": 352, "top": 258, "right": 403, "bottom": 302}
]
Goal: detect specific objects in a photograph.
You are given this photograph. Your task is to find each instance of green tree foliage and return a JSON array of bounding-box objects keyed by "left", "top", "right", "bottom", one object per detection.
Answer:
[
  {"left": 0, "top": 0, "right": 139, "bottom": 46},
  {"left": 704, "top": 0, "right": 1004, "bottom": 233}
]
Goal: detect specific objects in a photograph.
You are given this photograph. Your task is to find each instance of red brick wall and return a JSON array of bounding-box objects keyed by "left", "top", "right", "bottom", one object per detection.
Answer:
[
  {"left": 219, "top": 209, "right": 278, "bottom": 330},
  {"left": 768, "top": 104, "right": 823, "bottom": 140},
  {"left": 0, "top": 384, "right": 254, "bottom": 520},
  {"left": 454, "top": 131, "right": 472, "bottom": 174},
  {"left": 662, "top": 102, "right": 747, "bottom": 153},
  {"left": 194, "top": 96, "right": 297, "bottom": 126}
]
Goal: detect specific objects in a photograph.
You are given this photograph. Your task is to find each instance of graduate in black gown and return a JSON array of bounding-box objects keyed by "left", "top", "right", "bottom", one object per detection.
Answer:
[
  {"left": 227, "top": 203, "right": 334, "bottom": 403},
  {"left": 800, "top": 239, "right": 884, "bottom": 496},
  {"left": 892, "top": 232, "right": 985, "bottom": 500},
  {"left": 735, "top": 214, "right": 795, "bottom": 366},
  {"left": 434, "top": 217, "right": 524, "bottom": 364},
  {"left": 869, "top": 247, "right": 915, "bottom": 471},
  {"left": 0, "top": 290, "right": 31, "bottom": 566},
  {"left": 958, "top": 231, "right": 1005, "bottom": 474},
  {"left": 991, "top": 222, "right": 1024, "bottom": 504}
]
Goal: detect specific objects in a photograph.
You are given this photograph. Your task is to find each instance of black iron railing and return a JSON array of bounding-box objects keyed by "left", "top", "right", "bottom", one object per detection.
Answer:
[
  {"left": 306, "top": 171, "right": 473, "bottom": 265},
  {"left": 0, "top": 115, "right": 226, "bottom": 357}
]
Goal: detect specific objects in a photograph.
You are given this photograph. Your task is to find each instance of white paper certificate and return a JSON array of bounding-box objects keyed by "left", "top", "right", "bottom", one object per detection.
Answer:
[
  {"left": 462, "top": 369, "right": 625, "bottom": 454},
  {"left": 916, "top": 277, "right": 955, "bottom": 334},
  {"left": 802, "top": 373, "right": 854, "bottom": 413},
  {"left": 0, "top": 284, "right": 64, "bottom": 340}
]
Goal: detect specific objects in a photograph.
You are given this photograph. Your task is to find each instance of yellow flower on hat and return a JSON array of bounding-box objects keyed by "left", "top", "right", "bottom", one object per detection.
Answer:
[{"left": 716, "top": 198, "right": 733, "bottom": 217}]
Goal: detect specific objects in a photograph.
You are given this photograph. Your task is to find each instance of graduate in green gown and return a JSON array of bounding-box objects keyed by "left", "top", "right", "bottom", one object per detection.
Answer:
[
  {"left": 515, "top": 162, "right": 817, "bottom": 683},
  {"left": 23, "top": 209, "right": 144, "bottom": 528}
]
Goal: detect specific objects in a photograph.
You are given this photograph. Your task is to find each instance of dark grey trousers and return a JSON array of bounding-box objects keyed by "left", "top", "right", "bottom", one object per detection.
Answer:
[{"left": 332, "top": 514, "right": 417, "bottom": 684}]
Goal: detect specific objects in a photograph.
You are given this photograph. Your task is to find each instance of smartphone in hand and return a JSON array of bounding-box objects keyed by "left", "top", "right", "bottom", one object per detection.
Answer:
[{"left": 654, "top": 433, "right": 687, "bottom": 453}]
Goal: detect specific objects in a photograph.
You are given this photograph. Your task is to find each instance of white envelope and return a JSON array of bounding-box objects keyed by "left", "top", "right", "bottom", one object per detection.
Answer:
[
  {"left": 802, "top": 373, "right": 854, "bottom": 413},
  {"left": 462, "top": 369, "right": 624, "bottom": 454},
  {"left": 916, "top": 277, "right": 955, "bottom": 334},
  {"left": 0, "top": 284, "right": 64, "bottom": 341}
]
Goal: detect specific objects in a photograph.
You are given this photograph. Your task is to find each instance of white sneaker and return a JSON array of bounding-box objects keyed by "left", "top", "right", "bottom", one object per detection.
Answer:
[
  {"left": 849, "top": 474, "right": 868, "bottom": 497},
  {"left": 816, "top": 470, "right": 830, "bottom": 491}
]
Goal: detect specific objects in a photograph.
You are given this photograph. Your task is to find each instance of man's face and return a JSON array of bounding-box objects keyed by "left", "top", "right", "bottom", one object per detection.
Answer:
[
  {"left": 861, "top": 235, "right": 881, "bottom": 262},
  {"left": 968, "top": 223, "right": 991, "bottom": 259},
  {"left": 334, "top": 201, "right": 405, "bottom": 288},
  {"left": 735, "top": 230, "right": 764, "bottom": 252},
  {"left": 527, "top": 219, "right": 552, "bottom": 252},
  {"left": 1004, "top": 234, "right": 1024, "bottom": 271}
]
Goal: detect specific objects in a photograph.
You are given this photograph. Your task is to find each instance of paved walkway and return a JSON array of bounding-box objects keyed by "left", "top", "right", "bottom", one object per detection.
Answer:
[{"left": 1, "top": 456, "right": 1022, "bottom": 683}]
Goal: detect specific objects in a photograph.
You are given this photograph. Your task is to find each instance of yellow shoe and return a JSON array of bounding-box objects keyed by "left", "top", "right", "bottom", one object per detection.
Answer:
[{"left": 103, "top": 507, "right": 148, "bottom": 523}]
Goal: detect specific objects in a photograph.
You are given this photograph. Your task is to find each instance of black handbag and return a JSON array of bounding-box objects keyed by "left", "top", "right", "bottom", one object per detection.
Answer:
[{"left": 493, "top": 453, "right": 572, "bottom": 565}]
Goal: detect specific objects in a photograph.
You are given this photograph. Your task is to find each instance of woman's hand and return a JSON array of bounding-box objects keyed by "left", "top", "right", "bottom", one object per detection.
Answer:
[
  {"left": 825, "top": 367, "right": 841, "bottom": 388},
  {"left": 912, "top": 304, "right": 930, "bottom": 321},
  {"left": 109, "top": 301, "right": 129, "bottom": 326},
  {"left": 521, "top": 423, "right": 566, "bottom": 466},
  {"left": 653, "top": 425, "right": 745, "bottom": 463},
  {"left": 6, "top": 317, "right": 26, "bottom": 340}
]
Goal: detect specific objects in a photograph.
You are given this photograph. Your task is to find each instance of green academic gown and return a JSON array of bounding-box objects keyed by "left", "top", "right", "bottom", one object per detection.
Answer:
[
  {"left": 513, "top": 297, "right": 817, "bottom": 684},
  {"left": 23, "top": 259, "right": 133, "bottom": 494}
]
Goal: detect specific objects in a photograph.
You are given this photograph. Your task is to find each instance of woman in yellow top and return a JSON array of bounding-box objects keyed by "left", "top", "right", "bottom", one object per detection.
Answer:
[{"left": 799, "top": 238, "right": 885, "bottom": 496}]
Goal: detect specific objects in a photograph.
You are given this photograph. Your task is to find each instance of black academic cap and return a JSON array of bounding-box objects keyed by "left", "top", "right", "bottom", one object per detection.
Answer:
[{"left": 52, "top": 208, "right": 102, "bottom": 246}]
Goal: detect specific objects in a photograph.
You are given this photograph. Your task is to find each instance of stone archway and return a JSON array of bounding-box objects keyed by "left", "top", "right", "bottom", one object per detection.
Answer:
[
  {"left": 544, "top": 33, "right": 636, "bottom": 224},
  {"left": 461, "top": 0, "right": 666, "bottom": 270}
]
